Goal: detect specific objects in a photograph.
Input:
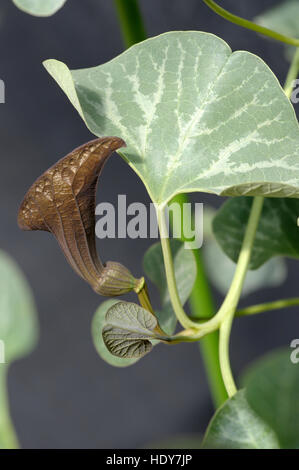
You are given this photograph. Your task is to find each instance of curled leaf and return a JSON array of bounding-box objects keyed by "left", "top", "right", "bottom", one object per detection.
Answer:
[
  {"left": 92, "top": 299, "right": 139, "bottom": 367},
  {"left": 18, "top": 137, "right": 138, "bottom": 296},
  {"left": 102, "top": 301, "right": 167, "bottom": 359}
]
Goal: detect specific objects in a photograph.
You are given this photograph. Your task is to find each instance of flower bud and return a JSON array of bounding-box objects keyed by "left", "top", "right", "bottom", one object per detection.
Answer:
[{"left": 94, "top": 261, "right": 142, "bottom": 296}]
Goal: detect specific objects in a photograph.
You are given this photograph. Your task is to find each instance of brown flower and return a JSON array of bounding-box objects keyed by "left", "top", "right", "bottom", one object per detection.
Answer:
[{"left": 18, "top": 137, "right": 140, "bottom": 296}]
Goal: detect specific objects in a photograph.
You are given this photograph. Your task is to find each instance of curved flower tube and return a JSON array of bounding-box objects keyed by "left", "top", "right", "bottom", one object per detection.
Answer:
[{"left": 18, "top": 136, "right": 140, "bottom": 296}]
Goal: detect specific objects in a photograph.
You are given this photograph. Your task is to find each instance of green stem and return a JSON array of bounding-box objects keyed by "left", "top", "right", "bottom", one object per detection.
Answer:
[
  {"left": 170, "top": 194, "right": 227, "bottom": 407},
  {"left": 218, "top": 196, "right": 264, "bottom": 397},
  {"left": 162, "top": 196, "right": 264, "bottom": 396},
  {"left": 190, "top": 252, "right": 228, "bottom": 406},
  {"left": 157, "top": 206, "right": 198, "bottom": 330},
  {"left": 202, "top": 0, "right": 299, "bottom": 47},
  {"left": 237, "top": 297, "right": 299, "bottom": 317},
  {"left": 113, "top": 0, "right": 146, "bottom": 48},
  {"left": 0, "top": 366, "right": 19, "bottom": 449}
]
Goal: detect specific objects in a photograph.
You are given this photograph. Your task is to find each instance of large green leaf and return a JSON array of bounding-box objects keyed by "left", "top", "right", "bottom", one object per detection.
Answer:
[
  {"left": 143, "top": 240, "right": 196, "bottom": 334},
  {"left": 202, "top": 389, "right": 280, "bottom": 449},
  {"left": 0, "top": 251, "right": 38, "bottom": 363},
  {"left": 13, "top": 0, "right": 66, "bottom": 16},
  {"left": 44, "top": 31, "right": 299, "bottom": 206},
  {"left": 92, "top": 299, "right": 138, "bottom": 367},
  {"left": 255, "top": 0, "right": 299, "bottom": 61},
  {"left": 244, "top": 349, "right": 299, "bottom": 449},
  {"left": 213, "top": 196, "right": 299, "bottom": 269}
]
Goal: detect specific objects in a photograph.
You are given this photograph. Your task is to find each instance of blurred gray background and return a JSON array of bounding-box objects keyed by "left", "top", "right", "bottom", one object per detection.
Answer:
[{"left": 0, "top": 0, "right": 298, "bottom": 448}]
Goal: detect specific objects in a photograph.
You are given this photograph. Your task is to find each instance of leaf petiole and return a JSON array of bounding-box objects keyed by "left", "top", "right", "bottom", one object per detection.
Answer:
[
  {"left": 156, "top": 207, "right": 200, "bottom": 330},
  {"left": 218, "top": 196, "right": 264, "bottom": 397}
]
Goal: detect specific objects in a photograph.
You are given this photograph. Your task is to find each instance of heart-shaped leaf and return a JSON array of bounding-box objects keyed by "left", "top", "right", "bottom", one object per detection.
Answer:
[
  {"left": 44, "top": 31, "right": 299, "bottom": 206},
  {"left": 202, "top": 389, "right": 280, "bottom": 449},
  {"left": 213, "top": 196, "right": 299, "bottom": 269},
  {"left": 243, "top": 349, "right": 299, "bottom": 449},
  {"left": 0, "top": 251, "right": 38, "bottom": 363},
  {"left": 255, "top": 0, "right": 299, "bottom": 61},
  {"left": 102, "top": 301, "right": 166, "bottom": 359},
  {"left": 143, "top": 240, "right": 196, "bottom": 334},
  {"left": 13, "top": 0, "right": 66, "bottom": 16},
  {"left": 91, "top": 299, "right": 138, "bottom": 367}
]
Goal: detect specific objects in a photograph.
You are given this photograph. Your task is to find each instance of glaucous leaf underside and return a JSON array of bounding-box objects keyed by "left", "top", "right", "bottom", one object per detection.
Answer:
[
  {"left": 102, "top": 301, "right": 165, "bottom": 359},
  {"left": 92, "top": 299, "right": 139, "bottom": 367},
  {"left": 45, "top": 31, "right": 299, "bottom": 206},
  {"left": 13, "top": 0, "right": 67, "bottom": 16}
]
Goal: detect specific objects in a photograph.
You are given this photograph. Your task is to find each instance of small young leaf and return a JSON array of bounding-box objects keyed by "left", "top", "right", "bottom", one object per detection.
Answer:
[
  {"left": 0, "top": 251, "right": 38, "bottom": 363},
  {"left": 202, "top": 390, "right": 280, "bottom": 449},
  {"left": 243, "top": 349, "right": 299, "bottom": 449},
  {"left": 13, "top": 0, "right": 66, "bottom": 16},
  {"left": 102, "top": 302, "right": 164, "bottom": 359},
  {"left": 91, "top": 300, "right": 138, "bottom": 367},
  {"left": 45, "top": 31, "right": 299, "bottom": 205},
  {"left": 143, "top": 240, "right": 196, "bottom": 334},
  {"left": 213, "top": 197, "right": 299, "bottom": 269}
]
